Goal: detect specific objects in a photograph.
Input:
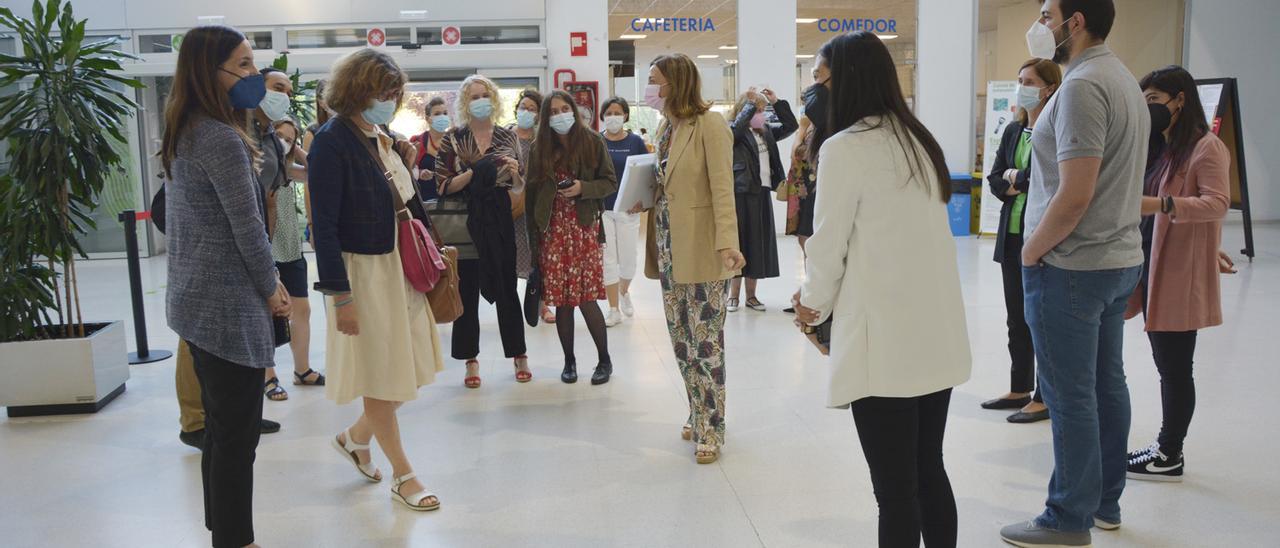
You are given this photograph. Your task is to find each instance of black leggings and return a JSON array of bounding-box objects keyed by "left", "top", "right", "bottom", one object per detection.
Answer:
[
  {"left": 1149, "top": 330, "right": 1198, "bottom": 456},
  {"left": 851, "top": 389, "right": 957, "bottom": 548}
]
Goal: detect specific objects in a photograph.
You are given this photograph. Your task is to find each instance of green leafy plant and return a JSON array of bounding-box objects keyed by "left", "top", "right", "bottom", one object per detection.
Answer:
[
  {"left": 271, "top": 52, "right": 319, "bottom": 127},
  {"left": 0, "top": 0, "right": 143, "bottom": 342}
]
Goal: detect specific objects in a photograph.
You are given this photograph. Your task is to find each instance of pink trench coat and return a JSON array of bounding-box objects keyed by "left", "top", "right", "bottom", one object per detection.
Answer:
[{"left": 1125, "top": 133, "right": 1231, "bottom": 332}]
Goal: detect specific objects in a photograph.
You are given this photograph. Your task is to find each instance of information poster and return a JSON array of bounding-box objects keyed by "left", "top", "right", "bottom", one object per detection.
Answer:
[
  {"left": 980, "top": 81, "right": 1018, "bottom": 235},
  {"left": 1198, "top": 83, "right": 1224, "bottom": 134}
]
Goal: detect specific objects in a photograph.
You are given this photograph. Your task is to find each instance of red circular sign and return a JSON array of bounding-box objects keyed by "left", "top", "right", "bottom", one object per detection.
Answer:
[
  {"left": 367, "top": 28, "right": 386, "bottom": 47},
  {"left": 442, "top": 26, "right": 461, "bottom": 46}
]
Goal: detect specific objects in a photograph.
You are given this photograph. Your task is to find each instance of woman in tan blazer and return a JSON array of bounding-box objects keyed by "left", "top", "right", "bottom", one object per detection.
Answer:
[{"left": 634, "top": 53, "right": 744, "bottom": 464}]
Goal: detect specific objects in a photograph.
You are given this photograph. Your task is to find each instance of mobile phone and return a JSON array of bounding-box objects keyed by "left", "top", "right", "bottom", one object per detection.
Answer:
[{"left": 557, "top": 178, "right": 575, "bottom": 189}]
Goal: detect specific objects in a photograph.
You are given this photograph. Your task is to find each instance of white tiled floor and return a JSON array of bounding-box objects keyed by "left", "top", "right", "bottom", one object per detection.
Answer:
[{"left": 2, "top": 222, "right": 1277, "bottom": 547}]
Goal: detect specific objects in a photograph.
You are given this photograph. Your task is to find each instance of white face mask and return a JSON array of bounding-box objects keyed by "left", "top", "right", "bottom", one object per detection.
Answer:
[
  {"left": 277, "top": 137, "right": 293, "bottom": 155},
  {"left": 1026, "top": 19, "right": 1070, "bottom": 61},
  {"left": 1016, "top": 84, "right": 1043, "bottom": 111},
  {"left": 260, "top": 89, "right": 291, "bottom": 122},
  {"left": 603, "top": 115, "right": 625, "bottom": 133}
]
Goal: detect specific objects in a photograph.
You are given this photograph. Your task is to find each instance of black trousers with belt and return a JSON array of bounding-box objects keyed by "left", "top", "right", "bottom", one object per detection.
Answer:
[
  {"left": 851, "top": 389, "right": 958, "bottom": 548},
  {"left": 452, "top": 258, "right": 527, "bottom": 360},
  {"left": 1000, "top": 233, "right": 1041, "bottom": 402},
  {"left": 188, "top": 342, "right": 264, "bottom": 548}
]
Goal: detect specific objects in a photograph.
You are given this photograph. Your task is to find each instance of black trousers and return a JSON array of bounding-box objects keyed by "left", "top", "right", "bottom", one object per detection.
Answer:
[
  {"left": 452, "top": 258, "right": 527, "bottom": 360},
  {"left": 1149, "top": 330, "right": 1198, "bottom": 456},
  {"left": 851, "top": 389, "right": 957, "bottom": 548},
  {"left": 1000, "top": 234, "right": 1041, "bottom": 402},
  {"left": 188, "top": 342, "right": 264, "bottom": 548}
]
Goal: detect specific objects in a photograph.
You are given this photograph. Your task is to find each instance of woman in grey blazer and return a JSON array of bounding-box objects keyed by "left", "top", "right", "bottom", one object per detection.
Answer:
[{"left": 161, "top": 25, "right": 290, "bottom": 548}]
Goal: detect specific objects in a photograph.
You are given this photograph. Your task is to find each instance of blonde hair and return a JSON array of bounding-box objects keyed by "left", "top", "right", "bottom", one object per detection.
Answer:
[
  {"left": 325, "top": 49, "right": 407, "bottom": 118},
  {"left": 650, "top": 53, "right": 710, "bottom": 120},
  {"left": 455, "top": 74, "right": 504, "bottom": 126},
  {"left": 731, "top": 91, "right": 766, "bottom": 120}
]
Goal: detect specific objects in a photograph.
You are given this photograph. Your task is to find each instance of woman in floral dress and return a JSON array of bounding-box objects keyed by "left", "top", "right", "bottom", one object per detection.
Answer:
[{"left": 525, "top": 90, "right": 619, "bottom": 385}]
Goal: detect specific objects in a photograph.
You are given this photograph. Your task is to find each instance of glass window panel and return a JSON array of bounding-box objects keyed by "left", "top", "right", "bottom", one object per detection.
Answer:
[
  {"left": 415, "top": 25, "right": 540, "bottom": 46},
  {"left": 288, "top": 28, "right": 409, "bottom": 49},
  {"left": 139, "top": 31, "right": 270, "bottom": 53}
]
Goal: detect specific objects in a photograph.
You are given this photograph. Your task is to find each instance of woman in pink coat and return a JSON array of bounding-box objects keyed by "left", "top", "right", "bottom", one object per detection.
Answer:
[{"left": 1125, "top": 65, "right": 1232, "bottom": 483}]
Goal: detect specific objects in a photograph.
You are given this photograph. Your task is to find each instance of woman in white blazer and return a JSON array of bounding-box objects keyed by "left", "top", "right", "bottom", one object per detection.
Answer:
[{"left": 794, "top": 33, "right": 971, "bottom": 548}]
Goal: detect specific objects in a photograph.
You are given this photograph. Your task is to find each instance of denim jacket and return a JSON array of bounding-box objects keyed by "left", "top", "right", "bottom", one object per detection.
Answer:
[{"left": 308, "top": 117, "right": 426, "bottom": 294}]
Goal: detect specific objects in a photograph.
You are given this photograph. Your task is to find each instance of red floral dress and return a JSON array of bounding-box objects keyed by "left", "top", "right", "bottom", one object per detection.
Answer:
[{"left": 540, "top": 169, "right": 605, "bottom": 307}]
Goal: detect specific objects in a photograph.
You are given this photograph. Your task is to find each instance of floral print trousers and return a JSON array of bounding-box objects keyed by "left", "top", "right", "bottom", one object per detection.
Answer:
[{"left": 655, "top": 197, "right": 728, "bottom": 447}]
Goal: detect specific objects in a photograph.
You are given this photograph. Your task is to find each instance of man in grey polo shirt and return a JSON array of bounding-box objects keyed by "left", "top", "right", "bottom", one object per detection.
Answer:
[{"left": 1001, "top": 1, "right": 1147, "bottom": 547}]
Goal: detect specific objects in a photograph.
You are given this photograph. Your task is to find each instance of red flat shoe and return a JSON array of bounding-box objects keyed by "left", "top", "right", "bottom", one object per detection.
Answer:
[
  {"left": 514, "top": 355, "right": 533, "bottom": 383},
  {"left": 464, "top": 360, "right": 481, "bottom": 389}
]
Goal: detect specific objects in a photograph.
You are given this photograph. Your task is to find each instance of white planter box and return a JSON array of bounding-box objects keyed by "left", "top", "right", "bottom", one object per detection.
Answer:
[{"left": 0, "top": 320, "right": 130, "bottom": 417}]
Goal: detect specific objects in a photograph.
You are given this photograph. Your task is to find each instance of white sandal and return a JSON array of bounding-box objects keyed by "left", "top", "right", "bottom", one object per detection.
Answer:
[
  {"left": 391, "top": 473, "right": 441, "bottom": 511},
  {"left": 331, "top": 428, "right": 381, "bottom": 483}
]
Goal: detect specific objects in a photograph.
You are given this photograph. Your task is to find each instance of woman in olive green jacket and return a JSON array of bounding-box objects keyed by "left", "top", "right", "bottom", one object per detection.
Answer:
[{"left": 526, "top": 90, "right": 619, "bottom": 385}]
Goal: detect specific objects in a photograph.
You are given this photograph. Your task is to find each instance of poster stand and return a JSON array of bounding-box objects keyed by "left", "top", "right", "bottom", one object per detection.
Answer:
[{"left": 1196, "top": 78, "right": 1254, "bottom": 259}]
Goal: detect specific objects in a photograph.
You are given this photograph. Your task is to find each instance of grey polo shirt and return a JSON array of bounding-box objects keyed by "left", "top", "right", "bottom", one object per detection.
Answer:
[{"left": 1025, "top": 45, "right": 1148, "bottom": 271}]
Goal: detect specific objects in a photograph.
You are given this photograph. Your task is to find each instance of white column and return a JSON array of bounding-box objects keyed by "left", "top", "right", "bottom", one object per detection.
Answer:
[
  {"left": 917, "top": 0, "right": 978, "bottom": 174},
  {"left": 544, "top": 0, "right": 610, "bottom": 94},
  {"left": 737, "top": 0, "right": 797, "bottom": 106}
]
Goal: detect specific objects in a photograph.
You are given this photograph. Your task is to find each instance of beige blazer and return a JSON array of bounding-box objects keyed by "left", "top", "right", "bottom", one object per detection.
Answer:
[
  {"left": 800, "top": 117, "right": 971, "bottom": 407},
  {"left": 644, "top": 109, "right": 740, "bottom": 284}
]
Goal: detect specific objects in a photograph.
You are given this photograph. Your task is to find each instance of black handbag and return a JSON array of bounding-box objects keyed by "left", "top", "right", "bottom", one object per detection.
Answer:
[
  {"left": 424, "top": 197, "right": 478, "bottom": 260},
  {"left": 523, "top": 267, "right": 543, "bottom": 327}
]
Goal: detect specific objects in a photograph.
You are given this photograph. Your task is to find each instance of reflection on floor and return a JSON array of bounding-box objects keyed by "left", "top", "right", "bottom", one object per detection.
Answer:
[{"left": 1, "top": 222, "right": 1276, "bottom": 547}]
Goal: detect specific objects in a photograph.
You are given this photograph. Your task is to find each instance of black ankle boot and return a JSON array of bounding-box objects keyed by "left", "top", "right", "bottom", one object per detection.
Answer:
[
  {"left": 591, "top": 362, "right": 613, "bottom": 385},
  {"left": 561, "top": 360, "right": 578, "bottom": 384}
]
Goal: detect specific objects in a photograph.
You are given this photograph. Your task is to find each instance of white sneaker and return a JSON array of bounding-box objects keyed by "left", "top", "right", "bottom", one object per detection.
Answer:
[
  {"left": 605, "top": 309, "right": 623, "bottom": 327},
  {"left": 619, "top": 293, "right": 634, "bottom": 317}
]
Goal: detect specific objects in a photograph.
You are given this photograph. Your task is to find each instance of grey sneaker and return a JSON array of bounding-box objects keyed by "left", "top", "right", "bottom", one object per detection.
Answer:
[
  {"left": 1093, "top": 515, "right": 1121, "bottom": 531},
  {"left": 1000, "top": 520, "right": 1092, "bottom": 547}
]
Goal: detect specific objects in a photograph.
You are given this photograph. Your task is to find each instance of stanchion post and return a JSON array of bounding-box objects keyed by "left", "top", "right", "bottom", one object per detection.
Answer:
[{"left": 119, "top": 210, "right": 172, "bottom": 364}]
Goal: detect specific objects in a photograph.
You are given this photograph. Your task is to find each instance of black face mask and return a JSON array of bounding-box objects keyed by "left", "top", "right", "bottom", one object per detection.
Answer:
[
  {"left": 802, "top": 83, "right": 829, "bottom": 120},
  {"left": 1148, "top": 101, "right": 1173, "bottom": 136}
]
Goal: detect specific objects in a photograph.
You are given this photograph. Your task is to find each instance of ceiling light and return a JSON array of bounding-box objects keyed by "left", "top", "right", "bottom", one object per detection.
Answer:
[
  {"left": 796, "top": 18, "right": 819, "bottom": 24},
  {"left": 399, "top": 10, "right": 427, "bottom": 20},
  {"left": 796, "top": 54, "right": 815, "bottom": 59},
  {"left": 697, "top": 54, "right": 720, "bottom": 59},
  {"left": 876, "top": 34, "right": 899, "bottom": 40},
  {"left": 726, "top": 59, "right": 738, "bottom": 64},
  {"left": 719, "top": 45, "right": 737, "bottom": 50},
  {"left": 619, "top": 34, "right": 647, "bottom": 40}
]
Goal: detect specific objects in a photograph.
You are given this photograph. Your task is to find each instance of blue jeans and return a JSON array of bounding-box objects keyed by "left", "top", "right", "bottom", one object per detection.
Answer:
[{"left": 1023, "top": 262, "right": 1142, "bottom": 532}]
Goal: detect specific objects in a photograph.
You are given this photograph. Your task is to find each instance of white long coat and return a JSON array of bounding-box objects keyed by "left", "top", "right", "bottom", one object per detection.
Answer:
[{"left": 800, "top": 117, "right": 972, "bottom": 408}]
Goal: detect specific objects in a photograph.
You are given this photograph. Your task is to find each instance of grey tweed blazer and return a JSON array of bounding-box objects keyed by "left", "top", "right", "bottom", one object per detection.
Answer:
[{"left": 165, "top": 116, "right": 278, "bottom": 369}]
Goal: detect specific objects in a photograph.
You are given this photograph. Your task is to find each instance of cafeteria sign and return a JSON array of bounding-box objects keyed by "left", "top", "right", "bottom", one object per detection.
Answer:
[{"left": 630, "top": 17, "right": 716, "bottom": 32}]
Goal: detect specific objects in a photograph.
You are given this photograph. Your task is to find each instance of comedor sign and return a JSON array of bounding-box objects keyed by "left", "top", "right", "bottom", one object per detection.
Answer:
[{"left": 817, "top": 18, "right": 897, "bottom": 33}]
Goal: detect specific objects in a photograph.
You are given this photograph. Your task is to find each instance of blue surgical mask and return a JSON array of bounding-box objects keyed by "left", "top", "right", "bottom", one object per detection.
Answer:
[
  {"left": 362, "top": 99, "right": 397, "bottom": 126},
  {"left": 469, "top": 98, "right": 494, "bottom": 120},
  {"left": 430, "top": 114, "right": 451, "bottom": 133},
  {"left": 516, "top": 109, "right": 537, "bottom": 129},
  {"left": 550, "top": 112, "right": 577, "bottom": 135},
  {"left": 260, "top": 89, "right": 291, "bottom": 121},
  {"left": 221, "top": 69, "right": 266, "bottom": 110}
]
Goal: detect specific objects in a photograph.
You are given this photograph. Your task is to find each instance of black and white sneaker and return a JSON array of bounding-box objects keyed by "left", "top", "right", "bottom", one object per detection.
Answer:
[
  {"left": 1127, "top": 447, "right": 1184, "bottom": 482},
  {"left": 1127, "top": 442, "right": 1158, "bottom": 462}
]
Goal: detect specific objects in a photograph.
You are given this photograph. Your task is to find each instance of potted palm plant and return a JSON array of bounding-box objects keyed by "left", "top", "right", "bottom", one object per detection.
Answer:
[{"left": 0, "top": 0, "right": 143, "bottom": 416}]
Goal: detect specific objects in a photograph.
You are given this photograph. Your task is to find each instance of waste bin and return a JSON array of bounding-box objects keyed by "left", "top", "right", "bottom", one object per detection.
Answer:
[{"left": 947, "top": 173, "right": 972, "bottom": 236}]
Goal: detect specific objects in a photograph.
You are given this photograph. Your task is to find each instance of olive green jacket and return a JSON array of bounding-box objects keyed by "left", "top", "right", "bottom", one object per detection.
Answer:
[{"left": 525, "top": 132, "right": 618, "bottom": 260}]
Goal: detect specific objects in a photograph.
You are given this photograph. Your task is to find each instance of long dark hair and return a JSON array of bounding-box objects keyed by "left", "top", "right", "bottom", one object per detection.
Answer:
[
  {"left": 819, "top": 32, "right": 951, "bottom": 202},
  {"left": 527, "top": 90, "right": 602, "bottom": 183},
  {"left": 1140, "top": 65, "right": 1208, "bottom": 172},
  {"left": 160, "top": 25, "right": 258, "bottom": 175}
]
